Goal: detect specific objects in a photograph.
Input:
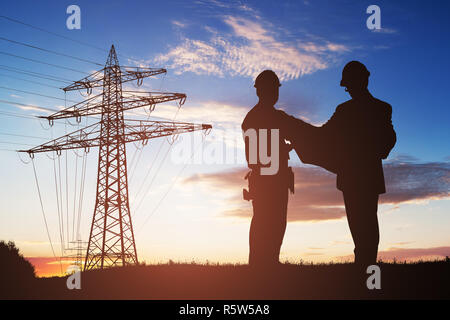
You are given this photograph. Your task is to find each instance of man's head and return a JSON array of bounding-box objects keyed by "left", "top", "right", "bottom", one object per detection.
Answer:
[
  {"left": 254, "top": 70, "right": 281, "bottom": 106},
  {"left": 340, "top": 61, "right": 370, "bottom": 98}
]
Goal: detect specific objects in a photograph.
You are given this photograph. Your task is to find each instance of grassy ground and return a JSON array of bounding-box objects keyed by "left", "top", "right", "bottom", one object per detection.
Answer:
[{"left": 3, "top": 260, "right": 450, "bottom": 299}]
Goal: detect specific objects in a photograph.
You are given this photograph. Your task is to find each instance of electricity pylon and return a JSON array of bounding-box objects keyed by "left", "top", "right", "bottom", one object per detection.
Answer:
[
  {"left": 20, "top": 45, "right": 211, "bottom": 271},
  {"left": 65, "top": 240, "right": 88, "bottom": 271}
]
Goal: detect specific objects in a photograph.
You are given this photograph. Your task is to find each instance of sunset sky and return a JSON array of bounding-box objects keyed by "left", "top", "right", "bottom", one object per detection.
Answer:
[{"left": 0, "top": 0, "right": 449, "bottom": 277}]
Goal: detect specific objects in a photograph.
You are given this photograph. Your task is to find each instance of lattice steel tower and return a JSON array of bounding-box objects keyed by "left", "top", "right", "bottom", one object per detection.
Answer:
[
  {"left": 21, "top": 45, "right": 211, "bottom": 270},
  {"left": 87, "top": 46, "right": 136, "bottom": 269}
]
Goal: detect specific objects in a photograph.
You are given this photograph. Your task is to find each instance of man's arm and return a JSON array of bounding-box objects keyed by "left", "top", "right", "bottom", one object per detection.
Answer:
[
  {"left": 379, "top": 104, "right": 396, "bottom": 159},
  {"left": 277, "top": 110, "right": 315, "bottom": 143},
  {"left": 277, "top": 105, "right": 343, "bottom": 138},
  {"left": 277, "top": 108, "right": 340, "bottom": 174}
]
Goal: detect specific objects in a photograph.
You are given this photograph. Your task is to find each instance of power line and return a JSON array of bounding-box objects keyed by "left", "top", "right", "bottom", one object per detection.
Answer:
[
  {"left": 0, "top": 110, "right": 37, "bottom": 119},
  {"left": 0, "top": 85, "right": 79, "bottom": 103},
  {"left": 0, "top": 131, "right": 47, "bottom": 139},
  {"left": 31, "top": 158, "right": 61, "bottom": 272},
  {"left": 0, "top": 99, "right": 59, "bottom": 112},
  {"left": 0, "top": 15, "right": 142, "bottom": 65},
  {"left": 0, "top": 109, "right": 54, "bottom": 120},
  {"left": 0, "top": 140, "right": 36, "bottom": 146},
  {"left": 76, "top": 151, "right": 88, "bottom": 242},
  {"left": 0, "top": 72, "right": 61, "bottom": 89},
  {"left": 0, "top": 37, "right": 103, "bottom": 66},
  {"left": 0, "top": 64, "right": 74, "bottom": 83},
  {"left": 0, "top": 110, "right": 95, "bottom": 127},
  {"left": 51, "top": 128, "right": 65, "bottom": 256},
  {"left": 137, "top": 139, "right": 206, "bottom": 234},
  {"left": 132, "top": 142, "right": 173, "bottom": 216},
  {"left": 130, "top": 106, "right": 182, "bottom": 210},
  {"left": 0, "top": 15, "right": 106, "bottom": 52},
  {"left": 0, "top": 51, "right": 89, "bottom": 75}
]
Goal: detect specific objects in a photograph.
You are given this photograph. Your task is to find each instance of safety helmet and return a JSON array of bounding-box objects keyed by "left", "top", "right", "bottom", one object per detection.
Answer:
[
  {"left": 340, "top": 61, "right": 370, "bottom": 87},
  {"left": 254, "top": 70, "right": 281, "bottom": 88}
]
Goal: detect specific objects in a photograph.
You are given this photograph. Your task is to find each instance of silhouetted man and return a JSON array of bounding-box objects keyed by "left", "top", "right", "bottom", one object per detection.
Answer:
[
  {"left": 242, "top": 70, "right": 294, "bottom": 267},
  {"left": 289, "top": 61, "right": 396, "bottom": 267}
]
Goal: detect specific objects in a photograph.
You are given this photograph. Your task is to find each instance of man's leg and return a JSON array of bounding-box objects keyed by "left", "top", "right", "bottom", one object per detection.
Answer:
[
  {"left": 249, "top": 200, "right": 264, "bottom": 266},
  {"left": 249, "top": 189, "right": 288, "bottom": 266},
  {"left": 267, "top": 189, "right": 288, "bottom": 264},
  {"left": 343, "top": 190, "right": 379, "bottom": 267}
]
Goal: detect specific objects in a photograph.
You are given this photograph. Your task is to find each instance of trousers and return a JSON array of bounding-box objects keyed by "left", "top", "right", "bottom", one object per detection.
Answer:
[
  {"left": 249, "top": 185, "right": 288, "bottom": 266},
  {"left": 343, "top": 189, "right": 380, "bottom": 267}
]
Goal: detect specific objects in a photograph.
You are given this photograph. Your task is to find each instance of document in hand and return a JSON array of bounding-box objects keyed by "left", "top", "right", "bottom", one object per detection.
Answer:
[{"left": 292, "top": 124, "right": 339, "bottom": 174}]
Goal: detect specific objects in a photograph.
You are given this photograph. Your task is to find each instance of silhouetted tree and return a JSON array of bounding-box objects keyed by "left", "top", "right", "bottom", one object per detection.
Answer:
[{"left": 0, "top": 240, "right": 36, "bottom": 298}]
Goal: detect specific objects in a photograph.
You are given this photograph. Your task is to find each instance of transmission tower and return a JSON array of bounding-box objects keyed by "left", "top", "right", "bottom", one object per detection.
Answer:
[
  {"left": 20, "top": 45, "right": 211, "bottom": 271},
  {"left": 65, "top": 240, "right": 88, "bottom": 271}
]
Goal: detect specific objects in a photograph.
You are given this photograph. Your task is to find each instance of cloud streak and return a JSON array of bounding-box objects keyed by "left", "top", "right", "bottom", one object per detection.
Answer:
[
  {"left": 337, "top": 246, "right": 450, "bottom": 262},
  {"left": 184, "top": 161, "right": 450, "bottom": 222},
  {"left": 378, "top": 246, "right": 450, "bottom": 261}
]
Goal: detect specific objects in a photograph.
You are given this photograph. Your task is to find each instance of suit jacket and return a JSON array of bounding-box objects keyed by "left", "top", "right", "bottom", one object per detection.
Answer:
[{"left": 289, "top": 93, "right": 396, "bottom": 194}]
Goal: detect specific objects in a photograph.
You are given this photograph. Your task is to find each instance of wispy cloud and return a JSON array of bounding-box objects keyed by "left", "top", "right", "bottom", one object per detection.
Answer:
[
  {"left": 156, "top": 39, "right": 224, "bottom": 77},
  {"left": 172, "top": 20, "right": 187, "bottom": 28},
  {"left": 154, "top": 8, "right": 349, "bottom": 81},
  {"left": 184, "top": 160, "right": 450, "bottom": 222}
]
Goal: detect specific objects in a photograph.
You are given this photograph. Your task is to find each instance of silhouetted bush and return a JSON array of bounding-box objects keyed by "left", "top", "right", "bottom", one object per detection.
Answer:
[{"left": 0, "top": 240, "right": 36, "bottom": 298}]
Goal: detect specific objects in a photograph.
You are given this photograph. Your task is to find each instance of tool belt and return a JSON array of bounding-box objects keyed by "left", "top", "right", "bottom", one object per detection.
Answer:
[{"left": 243, "top": 167, "right": 294, "bottom": 201}]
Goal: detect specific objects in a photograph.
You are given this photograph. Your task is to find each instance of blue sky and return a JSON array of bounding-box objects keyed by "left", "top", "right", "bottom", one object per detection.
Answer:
[
  {"left": 0, "top": 0, "right": 449, "bottom": 275},
  {"left": 2, "top": 0, "right": 448, "bottom": 159}
]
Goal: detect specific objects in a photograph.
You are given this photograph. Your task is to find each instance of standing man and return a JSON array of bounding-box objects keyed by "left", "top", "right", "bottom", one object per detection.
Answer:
[
  {"left": 309, "top": 61, "right": 396, "bottom": 267},
  {"left": 242, "top": 70, "right": 294, "bottom": 267}
]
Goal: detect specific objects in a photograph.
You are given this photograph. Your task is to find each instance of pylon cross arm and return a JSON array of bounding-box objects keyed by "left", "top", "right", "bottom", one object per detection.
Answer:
[
  {"left": 62, "top": 67, "right": 167, "bottom": 92},
  {"left": 18, "top": 120, "right": 211, "bottom": 154},
  {"left": 38, "top": 92, "right": 186, "bottom": 121}
]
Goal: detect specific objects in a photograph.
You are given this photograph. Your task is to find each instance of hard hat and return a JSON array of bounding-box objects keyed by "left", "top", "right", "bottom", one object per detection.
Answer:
[
  {"left": 254, "top": 70, "right": 281, "bottom": 88},
  {"left": 340, "top": 61, "right": 370, "bottom": 87}
]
